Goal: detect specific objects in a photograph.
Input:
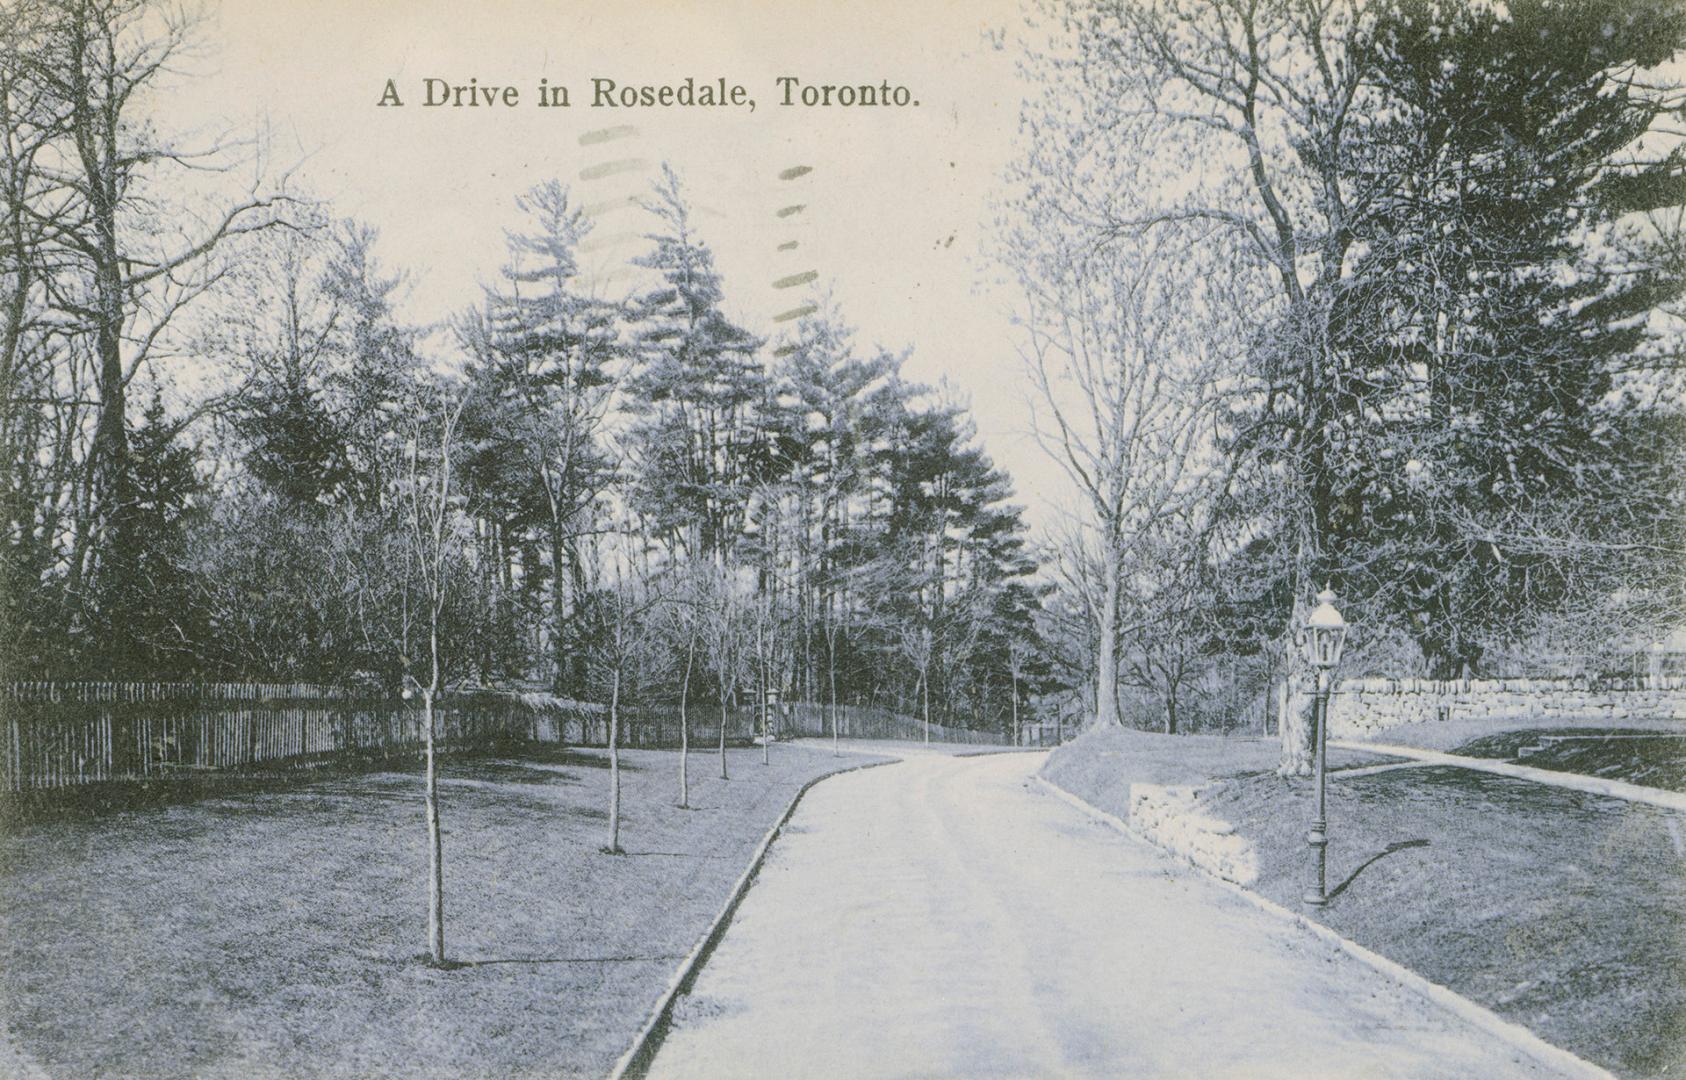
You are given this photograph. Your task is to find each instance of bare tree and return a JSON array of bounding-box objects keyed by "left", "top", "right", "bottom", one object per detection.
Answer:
[
  {"left": 1116, "top": 509, "right": 1210, "bottom": 734},
  {"left": 662, "top": 563, "right": 704, "bottom": 806},
  {"left": 1009, "top": 220, "right": 1226, "bottom": 730},
  {"left": 591, "top": 558, "right": 663, "bottom": 855},
  {"left": 1016, "top": 0, "right": 1686, "bottom": 767},
  {"left": 820, "top": 586, "right": 845, "bottom": 755},
  {"left": 2, "top": 0, "right": 292, "bottom": 669},
  {"left": 1006, "top": 635, "right": 1032, "bottom": 745},
  {"left": 1005, "top": 0, "right": 1382, "bottom": 766},
  {"left": 816, "top": 556, "right": 886, "bottom": 755},
  {"left": 26, "top": 0, "right": 290, "bottom": 604},
  {"left": 752, "top": 590, "right": 773, "bottom": 765},
  {"left": 0, "top": 0, "right": 72, "bottom": 677},
  {"left": 747, "top": 569, "right": 799, "bottom": 764},
  {"left": 0, "top": 0, "right": 63, "bottom": 433},
  {"left": 399, "top": 388, "right": 468, "bottom": 968},
  {"left": 699, "top": 564, "right": 749, "bottom": 780}
]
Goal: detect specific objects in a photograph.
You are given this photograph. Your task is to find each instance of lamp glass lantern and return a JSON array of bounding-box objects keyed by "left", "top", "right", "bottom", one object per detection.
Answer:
[{"left": 1305, "top": 588, "right": 1348, "bottom": 671}]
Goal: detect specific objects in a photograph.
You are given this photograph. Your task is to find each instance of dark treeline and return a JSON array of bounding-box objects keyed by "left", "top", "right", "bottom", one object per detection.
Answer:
[{"left": 0, "top": 2, "right": 1050, "bottom": 736}]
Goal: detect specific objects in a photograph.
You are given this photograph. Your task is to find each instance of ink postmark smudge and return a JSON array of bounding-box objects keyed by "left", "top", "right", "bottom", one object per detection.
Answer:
[
  {"left": 578, "top": 125, "right": 638, "bottom": 146},
  {"left": 582, "top": 194, "right": 640, "bottom": 219},
  {"left": 579, "top": 158, "right": 649, "bottom": 182},
  {"left": 577, "top": 125, "right": 654, "bottom": 290},
  {"left": 771, "top": 164, "right": 819, "bottom": 327},
  {"left": 774, "top": 303, "right": 819, "bottom": 323}
]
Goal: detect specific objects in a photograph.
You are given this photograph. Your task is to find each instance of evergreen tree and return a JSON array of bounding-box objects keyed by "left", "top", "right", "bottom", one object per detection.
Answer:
[
  {"left": 622, "top": 165, "right": 764, "bottom": 561},
  {"left": 863, "top": 390, "right": 1040, "bottom": 727},
  {"left": 772, "top": 311, "right": 899, "bottom": 713},
  {"left": 323, "top": 223, "right": 423, "bottom": 510},
  {"left": 239, "top": 380, "right": 351, "bottom": 507},
  {"left": 1317, "top": 0, "right": 1686, "bottom": 674},
  {"left": 89, "top": 392, "right": 207, "bottom": 676},
  {"left": 461, "top": 180, "right": 619, "bottom": 694},
  {"left": 195, "top": 223, "right": 428, "bottom": 683}
]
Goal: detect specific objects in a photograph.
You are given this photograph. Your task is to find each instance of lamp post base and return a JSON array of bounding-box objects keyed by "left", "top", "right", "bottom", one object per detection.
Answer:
[{"left": 1304, "top": 820, "right": 1328, "bottom": 907}]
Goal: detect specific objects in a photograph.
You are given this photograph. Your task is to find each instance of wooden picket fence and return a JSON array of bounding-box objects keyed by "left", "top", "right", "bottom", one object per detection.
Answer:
[
  {"left": 471, "top": 700, "right": 1000, "bottom": 749},
  {"left": 0, "top": 682, "right": 598, "bottom": 794},
  {"left": 0, "top": 683, "right": 1000, "bottom": 794},
  {"left": 773, "top": 702, "right": 1002, "bottom": 745}
]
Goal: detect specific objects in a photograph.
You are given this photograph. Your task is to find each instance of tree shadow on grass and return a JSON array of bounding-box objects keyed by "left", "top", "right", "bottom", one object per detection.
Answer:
[
  {"left": 0, "top": 744, "right": 634, "bottom": 825},
  {"left": 1328, "top": 838, "right": 1430, "bottom": 902},
  {"left": 472, "top": 746, "right": 644, "bottom": 774},
  {"left": 1, "top": 759, "right": 429, "bottom": 825},
  {"left": 413, "top": 953, "right": 684, "bottom": 972},
  {"left": 617, "top": 849, "right": 734, "bottom": 859},
  {"left": 443, "top": 761, "right": 588, "bottom": 786},
  {"left": 456, "top": 953, "right": 687, "bottom": 967}
]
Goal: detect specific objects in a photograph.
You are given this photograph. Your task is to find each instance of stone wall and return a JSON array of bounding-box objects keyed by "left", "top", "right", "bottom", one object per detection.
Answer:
[
  {"left": 1326, "top": 676, "right": 1686, "bottom": 739},
  {"left": 1127, "top": 782, "right": 1258, "bottom": 886}
]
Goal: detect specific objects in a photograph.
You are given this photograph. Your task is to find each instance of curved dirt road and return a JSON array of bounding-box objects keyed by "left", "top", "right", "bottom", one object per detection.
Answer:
[{"left": 648, "top": 751, "right": 1577, "bottom": 1080}]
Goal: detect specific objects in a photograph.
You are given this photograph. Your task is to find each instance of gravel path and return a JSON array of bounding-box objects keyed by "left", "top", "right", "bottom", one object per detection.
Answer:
[{"left": 648, "top": 752, "right": 1579, "bottom": 1079}]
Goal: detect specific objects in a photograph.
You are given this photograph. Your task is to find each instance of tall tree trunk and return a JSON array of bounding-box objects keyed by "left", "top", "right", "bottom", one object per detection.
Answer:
[
  {"left": 828, "top": 633, "right": 840, "bottom": 757},
  {"left": 1278, "top": 591, "right": 1315, "bottom": 776},
  {"left": 606, "top": 664, "right": 621, "bottom": 853},
  {"left": 1095, "top": 556, "right": 1123, "bottom": 727},
  {"left": 678, "top": 636, "right": 693, "bottom": 808},
  {"left": 550, "top": 526, "right": 568, "bottom": 693},
  {"left": 90, "top": 78, "right": 128, "bottom": 511},
  {"left": 422, "top": 686, "right": 444, "bottom": 965},
  {"left": 718, "top": 691, "right": 729, "bottom": 780},
  {"left": 85, "top": 126, "right": 134, "bottom": 648},
  {"left": 1010, "top": 666, "right": 1020, "bottom": 746},
  {"left": 757, "top": 619, "right": 769, "bottom": 765},
  {"left": 921, "top": 668, "right": 931, "bottom": 744}
]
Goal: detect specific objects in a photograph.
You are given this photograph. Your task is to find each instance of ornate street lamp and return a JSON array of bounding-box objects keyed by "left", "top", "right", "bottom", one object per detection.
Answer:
[{"left": 1303, "top": 587, "right": 1347, "bottom": 907}]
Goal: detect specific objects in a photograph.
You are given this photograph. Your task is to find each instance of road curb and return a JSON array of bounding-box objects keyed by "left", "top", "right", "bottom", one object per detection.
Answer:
[
  {"left": 608, "top": 756, "right": 897, "bottom": 1080},
  {"left": 1033, "top": 775, "right": 1616, "bottom": 1080}
]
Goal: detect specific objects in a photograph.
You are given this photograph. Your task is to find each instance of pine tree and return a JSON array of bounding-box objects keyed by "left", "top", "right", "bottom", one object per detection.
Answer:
[
  {"left": 460, "top": 180, "right": 619, "bottom": 694},
  {"left": 772, "top": 312, "right": 899, "bottom": 732},
  {"left": 622, "top": 165, "right": 764, "bottom": 561},
  {"left": 1316, "top": 0, "right": 1686, "bottom": 674},
  {"left": 865, "top": 391, "right": 1040, "bottom": 728},
  {"left": 90, "top": 393, "right": 206, "bottom": 676}
]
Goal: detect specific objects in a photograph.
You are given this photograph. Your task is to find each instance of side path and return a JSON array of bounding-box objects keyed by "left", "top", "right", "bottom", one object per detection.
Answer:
[{"left": 647, "top": 752, "right": 1578, "bottom": 1080}]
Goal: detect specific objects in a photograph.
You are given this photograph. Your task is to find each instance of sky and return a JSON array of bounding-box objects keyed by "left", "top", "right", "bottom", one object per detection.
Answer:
[{"left": 167, "top": 0, "right": 1064, "bottom": 529}]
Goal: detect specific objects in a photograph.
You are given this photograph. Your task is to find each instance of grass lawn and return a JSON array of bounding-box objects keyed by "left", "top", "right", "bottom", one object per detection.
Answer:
[
  {"left": 1045, "top": 727, "right": 1686, "bottom": 1078},
  {"left": 1347, "top": 711, "right": 1686, "bottom": 753},
  {"left": 0, "top": 742, "right": 881, "bottom": 1079},
  {"left": 1040, "top": 724, "right": 1395, "bottom": 795},
  {"left": 1449, "top": 728, "right": 1686, "bottom": 792}
]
